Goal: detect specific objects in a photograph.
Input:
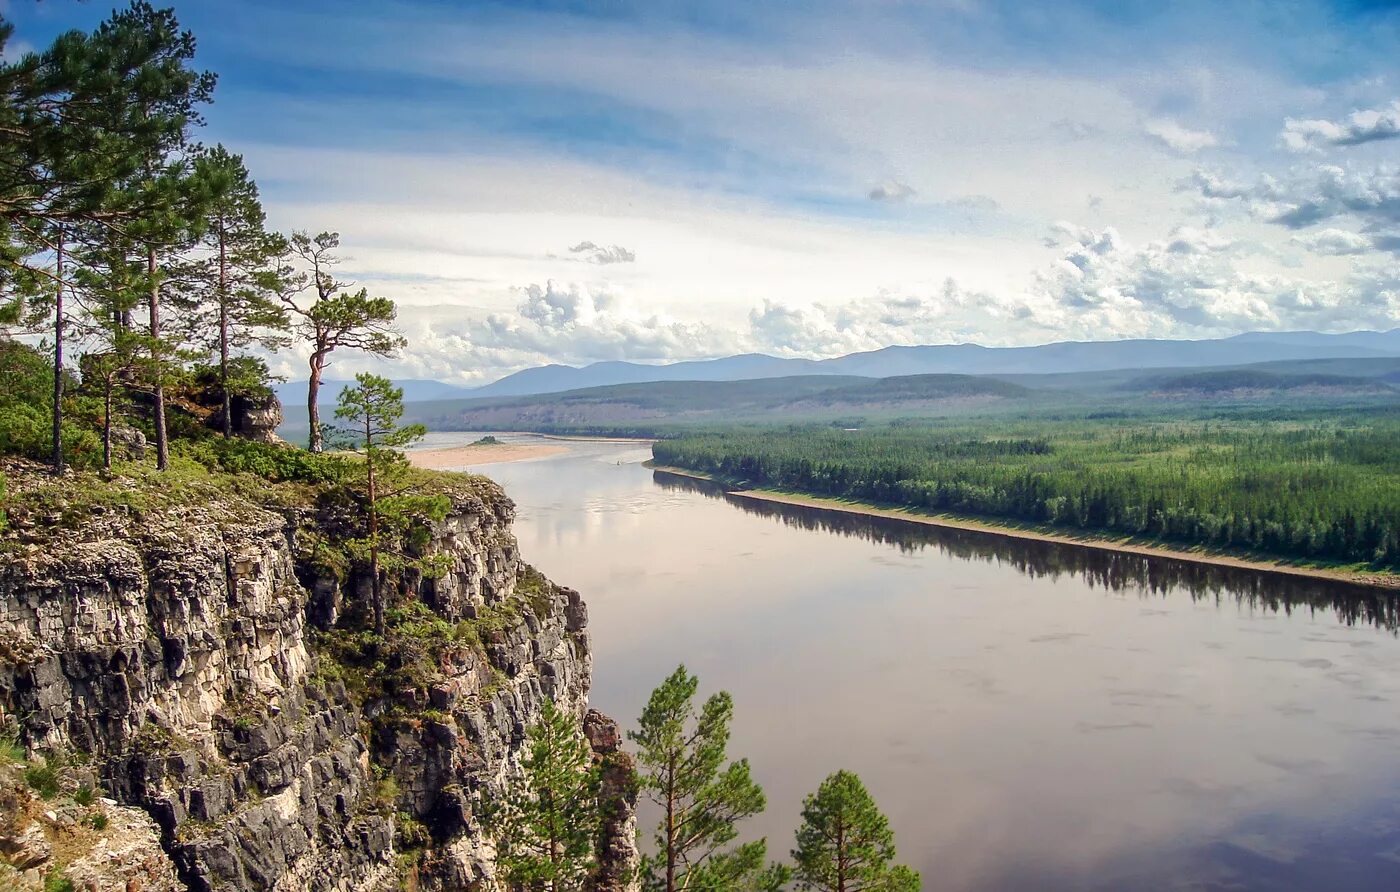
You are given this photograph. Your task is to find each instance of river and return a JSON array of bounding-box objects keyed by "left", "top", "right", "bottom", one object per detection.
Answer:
[{"left": 418, "top": 431, "right": 1400, "bottom": 891}]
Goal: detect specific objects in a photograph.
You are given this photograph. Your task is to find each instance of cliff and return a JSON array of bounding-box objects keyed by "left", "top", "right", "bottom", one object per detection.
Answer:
[{"left": 0, "top": 458, "right": 638, "bottom": 891}]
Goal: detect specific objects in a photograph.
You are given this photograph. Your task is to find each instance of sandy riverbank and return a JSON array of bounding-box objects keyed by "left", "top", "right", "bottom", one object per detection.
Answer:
[
  {"left": 649, "top": 465, "right": 1400, "bottom": 591},
  {"left": 408, "top": 443, "right": 569, "bottom": 468}
]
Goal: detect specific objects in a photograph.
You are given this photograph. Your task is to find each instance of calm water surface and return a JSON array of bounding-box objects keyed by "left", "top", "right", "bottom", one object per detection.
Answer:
[{"left": 422, "top": 432, "right": 1400, "bottom": 891}]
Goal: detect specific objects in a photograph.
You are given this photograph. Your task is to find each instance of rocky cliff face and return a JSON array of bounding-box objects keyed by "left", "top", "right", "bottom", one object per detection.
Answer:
[{"left": 0, "top": 465, "right": 637, "bottom": 891}]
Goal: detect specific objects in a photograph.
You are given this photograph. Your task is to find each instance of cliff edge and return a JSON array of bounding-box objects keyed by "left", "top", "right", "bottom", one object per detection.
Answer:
[{"left": 0, "top": 457, "right": 638, "bottom": 891}]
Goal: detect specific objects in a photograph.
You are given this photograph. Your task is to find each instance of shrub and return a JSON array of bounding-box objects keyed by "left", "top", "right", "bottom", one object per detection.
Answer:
[
  {"left": 24, "top": 756, "right": 61, "bottom": 799},
  {"left": 183, "top": 437, "right": 350, "bottom": 484},
  {"left": 44, "top": 871, "right": 75, "bottom": 892}
]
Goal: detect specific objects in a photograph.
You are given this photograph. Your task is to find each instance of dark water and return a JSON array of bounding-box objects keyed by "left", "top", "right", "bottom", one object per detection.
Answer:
[{"left": 422, "top": 433, "right": 1400, "bottom": 891}]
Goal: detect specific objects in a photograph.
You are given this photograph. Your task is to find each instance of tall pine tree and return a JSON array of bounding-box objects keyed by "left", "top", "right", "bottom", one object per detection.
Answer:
[
  {"left": 791, "top": 771, "right": 919, "bottom": 892},
  {"left": 629, "top": 665, "right": 781, "bottom": 892},
  {"left": 489, "top": 700, "right": 604, "bottom": 892},
  {"left": 180, "top": 144, "right": 288, "bottom": 436}
]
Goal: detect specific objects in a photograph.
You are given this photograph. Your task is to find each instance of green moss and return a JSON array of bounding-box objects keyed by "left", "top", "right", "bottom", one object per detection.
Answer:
[{"left": 514, "top": 564, "right": 555, "bottom": 618}]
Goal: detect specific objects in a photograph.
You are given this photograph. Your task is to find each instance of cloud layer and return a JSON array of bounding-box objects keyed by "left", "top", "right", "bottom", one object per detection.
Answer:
[{"left": 14, "top": 1, "right": 1394, "bottom": 385}]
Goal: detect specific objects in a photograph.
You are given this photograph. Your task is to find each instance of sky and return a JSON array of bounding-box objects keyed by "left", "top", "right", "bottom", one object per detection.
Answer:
[{"left": 6, "top": 0, "right": 1400, "bottom": 385}]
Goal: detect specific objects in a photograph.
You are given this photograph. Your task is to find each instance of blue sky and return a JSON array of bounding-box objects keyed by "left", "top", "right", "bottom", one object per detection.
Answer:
[{"left": 6, "top": 0, "right": 1400, "bottom": 383}]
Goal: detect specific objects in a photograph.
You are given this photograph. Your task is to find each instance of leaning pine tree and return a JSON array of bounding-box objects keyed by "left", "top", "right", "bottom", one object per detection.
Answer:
[
  {"left": 489, "top": 699, "right": 604, "bottom": 892},
  {"left": 283, "top": 232, "right": 404, "bottom": 452},
  {"left": 792, "top": 770, "right": 919, "bottom": 892}
]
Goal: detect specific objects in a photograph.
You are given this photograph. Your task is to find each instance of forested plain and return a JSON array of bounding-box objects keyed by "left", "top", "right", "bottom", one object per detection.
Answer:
[{"left": 652, "top": 411, "right": 1400, "bottom": 569}]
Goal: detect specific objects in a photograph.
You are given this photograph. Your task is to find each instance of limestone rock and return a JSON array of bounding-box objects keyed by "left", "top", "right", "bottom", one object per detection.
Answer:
[{"left": 0, "top": 466, "right": 639, "bottom": 891}]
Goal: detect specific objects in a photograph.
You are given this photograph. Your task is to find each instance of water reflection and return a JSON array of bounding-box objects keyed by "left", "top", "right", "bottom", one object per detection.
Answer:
[
  {"left": 654, "top": 469, "right": 1400, "bottom": 632},
  {"left": 457, "top": 438, "right": 1400, "bottom": 892}
]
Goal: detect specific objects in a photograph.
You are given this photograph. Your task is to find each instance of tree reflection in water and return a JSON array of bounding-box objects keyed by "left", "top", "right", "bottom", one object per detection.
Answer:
[{"left": 652, "top": 470, "right": 1400, "bottom": 633}]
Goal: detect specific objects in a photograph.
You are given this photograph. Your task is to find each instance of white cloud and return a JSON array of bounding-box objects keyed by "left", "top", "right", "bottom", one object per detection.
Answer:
[
  {"left": 1188, "top": 161, "right": 1400, "bottom": 238},
  {"left": 1144, "top": 119, "right": 1220, "bottom": 155},
  {"left": 1292, "top": 228, "right": 1373, "bottom": 256},
  {"left": 568, "top": 241, "right": 636, "bottom": 264},
  {"left": 1029, "top": 224, "right": 1400, "bottom": 336},
  {"left": 1281, "top": 100, "right": 1400, "bottom": 152}
]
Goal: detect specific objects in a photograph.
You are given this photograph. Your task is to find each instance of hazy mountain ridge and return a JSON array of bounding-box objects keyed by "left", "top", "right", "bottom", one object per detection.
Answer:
[{"left": 469, "top": 329, "right": 1400, "bottom": 398}]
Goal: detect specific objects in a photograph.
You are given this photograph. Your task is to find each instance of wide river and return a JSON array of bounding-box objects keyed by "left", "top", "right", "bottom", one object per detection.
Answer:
[{"left": 421, "top": 431, "right": 1400, "bottom": 891}]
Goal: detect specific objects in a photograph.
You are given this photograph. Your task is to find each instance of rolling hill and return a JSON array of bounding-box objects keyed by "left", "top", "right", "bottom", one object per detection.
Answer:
[{"left": 404, "top": 373, "right": 1031, "bottom": 430}]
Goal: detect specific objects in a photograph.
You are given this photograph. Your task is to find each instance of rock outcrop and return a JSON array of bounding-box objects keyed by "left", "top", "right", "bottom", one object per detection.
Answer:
[{"left": 0, "top": 465, "right": 638, "bottom": 890}]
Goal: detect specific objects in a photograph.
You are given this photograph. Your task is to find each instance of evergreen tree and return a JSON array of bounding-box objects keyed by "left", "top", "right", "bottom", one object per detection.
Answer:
[
  {"left": 282, "top": 231, "right": 404, "bottom": 452},
  {"left": 180, "top": 145, "right": 288, "bottom": 436},
  {"left": 105, "top": 2, "right": 216, "bottom": 471},
  {"left": 333, "top": 373, "right": 444, "bottom": 635},
  {"left": 3, "top": 4, "right": 217, "bottom": 472},
  {"left": 791, "top": 771, "right": 919, "bottom": 892},
  {"left": 629, "top": 665, "right": 778, "bottom": 892},
  {"left": 489, "top": 700, "right": 604, "bottom": 892}
]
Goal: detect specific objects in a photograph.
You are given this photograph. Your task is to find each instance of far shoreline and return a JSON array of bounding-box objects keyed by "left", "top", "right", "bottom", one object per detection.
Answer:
[{"left": 649, "top": 464, "right": 1400, "bottom": 592}]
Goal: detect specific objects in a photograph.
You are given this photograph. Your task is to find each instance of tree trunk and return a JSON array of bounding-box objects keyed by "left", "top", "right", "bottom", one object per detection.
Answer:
[
  {"left": 218, "top": 224, "right": 232, "bottom": 438},
  {"left": 51, "top": 230, "right": 65, "bottom": 476},
  {"left": 836, "top": 819, "right": 846, "bottom": 892},
  {"left": 308, "top": 354, "right": 324, "bottom": 453},
  {"left": 366, "top": 410, "right": 382, "bottom": 636},
  {"left": 666, "top": 754, "right": 677, "bottom": 892},
  {"left": 147, "top": 247, "right": 168, "bottom": 470},
  {"left": 102, "top": 380, "right": 113, "bottom": 472}
]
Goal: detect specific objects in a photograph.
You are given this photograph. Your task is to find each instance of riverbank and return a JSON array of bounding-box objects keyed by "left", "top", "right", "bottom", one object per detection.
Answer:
[
  {"left": 649, "top": 464, "right": 1400, "bottom": 591},
  {"left": 408, "top": 442, "right": 569, "bottom": 468}
]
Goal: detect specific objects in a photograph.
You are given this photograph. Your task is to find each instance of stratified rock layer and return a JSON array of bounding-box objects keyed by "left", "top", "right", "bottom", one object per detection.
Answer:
[{"left": 0, "top": 468, "right": 637, "bottom": 891}]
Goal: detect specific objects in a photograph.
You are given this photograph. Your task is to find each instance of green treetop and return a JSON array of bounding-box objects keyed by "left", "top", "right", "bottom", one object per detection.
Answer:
[
  {"left": 791, "top": 771, "right": 919, "bottom": 892},
  {"left": 489, "top": 699, "right": 605, "bottom": 892},
  {"left": 333, "top": 373, "right": 445, "bottom": 636},
  {"left": 629, "top": 665, "right": 783, "bottom": 892}
]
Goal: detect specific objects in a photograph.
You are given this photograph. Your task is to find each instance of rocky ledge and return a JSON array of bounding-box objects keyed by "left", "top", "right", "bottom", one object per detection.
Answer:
[{"left": 0, "top": 461, "right": 638, "bottom": 890}]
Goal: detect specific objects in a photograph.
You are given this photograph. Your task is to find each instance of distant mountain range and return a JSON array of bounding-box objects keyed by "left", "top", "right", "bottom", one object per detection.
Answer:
[
  {"left": 469, "top": 328, "right": 1400, "bottom": 398},
  {"left": 275, "top": 328, "right": 1400, "bottom": 405}
]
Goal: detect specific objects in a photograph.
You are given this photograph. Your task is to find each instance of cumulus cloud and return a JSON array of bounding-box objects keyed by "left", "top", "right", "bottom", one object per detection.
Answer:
[
  {"left": 1144, "top": 119, "right": 1220, "bottom": 155},
  {"left": 869, "top": 181, "right": 917, "bottom": 202},
  {"left": 567, "top": 241, "right": 636, "bottom": 264},
  {"left": 1292, "top": 228, "right": 1373, "bottom": 256},
  {"left": 1281, "top": 100, "right": 1400, "bottom": 152},
  {"left": 1031, "top": 224, "right": 1400, "bottom": 336},
  {"left": 747, "top": 279, "right": 1052, "bottom": 357},
  {"left": 1188, "top": 162, "right": 1400, "bottom": 249}
]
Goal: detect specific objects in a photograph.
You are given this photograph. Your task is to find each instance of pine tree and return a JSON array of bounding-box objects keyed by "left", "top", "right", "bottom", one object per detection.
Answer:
[
  {"left": 629, "top": 665, "right": 779, "bottom": 892},
  {"left": 180, "top": 145, "right": 288, "bottom": 436},
  {"left": 3, "top": 5, "right": 211, "bottom": 473},
  {"left": 282, "top": 231, "right": 404, "bottom": 452},
  {"left": 489, "top": 700, "right": 604, "bottom": 892},
  {"left": 791, "top": 771, "right": 919, "bottom": 892},
  {"left": 90, "top": 2, "right": 216, "bottom": 471},
  {"left": 332, "top": 373, "right": 444, "bottom": 636}
]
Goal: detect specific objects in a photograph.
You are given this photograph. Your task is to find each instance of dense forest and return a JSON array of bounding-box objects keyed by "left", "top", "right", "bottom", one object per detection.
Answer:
[
  {"left": 653, "top": 416, "right": 1400, "bottom": 569},
  {"left": 0, "top": 3, "right": 403, "bottom": 479}
]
